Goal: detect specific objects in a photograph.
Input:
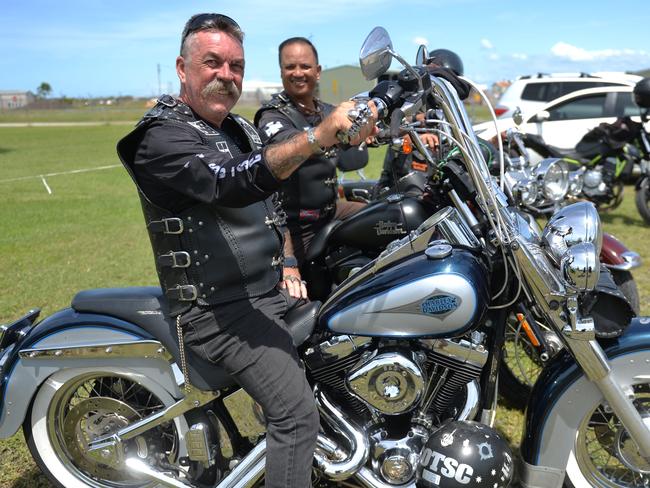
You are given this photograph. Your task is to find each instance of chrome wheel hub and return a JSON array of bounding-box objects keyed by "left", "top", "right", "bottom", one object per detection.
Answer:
[{"left": 62, "top": 397, "right": 140, "bottom": 481}]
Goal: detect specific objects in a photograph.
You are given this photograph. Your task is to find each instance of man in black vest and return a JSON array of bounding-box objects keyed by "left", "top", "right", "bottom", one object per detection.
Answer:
[
  {"left": 117, "top": 14, "right": 375, "bottom": 488},
  {"left": 255, "top": 38, "right": 366, "bottom": 294}
]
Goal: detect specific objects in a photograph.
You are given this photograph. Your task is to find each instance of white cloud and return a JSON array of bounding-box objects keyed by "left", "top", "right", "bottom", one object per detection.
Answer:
[
  {"left": 512, "top": 53, "right": 528, "bottom": 60},
  {"left": 551, "top": 41, "right": 648, "bottom": 62},
  {"left": 488, "top": 53, "right": 500, "bottom": 61},
  {"left": 481, "top": 38, "right": 494, "bottom": 50},
  {"left": 413, "top": 36, "right": 429, "bottom": 46}
]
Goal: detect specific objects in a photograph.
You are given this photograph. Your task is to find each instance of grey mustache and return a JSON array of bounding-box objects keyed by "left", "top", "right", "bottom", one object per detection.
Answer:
[{"left": 202, "top": 78, "right": 240, "bottom": 98}]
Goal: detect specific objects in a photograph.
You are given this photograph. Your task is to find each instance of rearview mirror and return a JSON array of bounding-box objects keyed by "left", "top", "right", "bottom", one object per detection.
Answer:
[
  {"left": 415, "top": 44, "right": 428, "bottom": 65},
  {"left": 359, "top": 27, "right": 393, "bottom": 80},
  {"left": 534, "top": 110, "right": 551, "bottom": 122}
]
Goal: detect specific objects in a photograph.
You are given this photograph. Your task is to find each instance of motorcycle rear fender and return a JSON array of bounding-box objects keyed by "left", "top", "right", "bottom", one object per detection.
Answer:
[
  {"left": 600, "top": 232, "right": 642, "bottom": 270},
  {"left": 518, "top": 317, "right": 650, "bottom": 488},
  {"left": 0, "top": 307, "right": 182, "bottom": 439}
]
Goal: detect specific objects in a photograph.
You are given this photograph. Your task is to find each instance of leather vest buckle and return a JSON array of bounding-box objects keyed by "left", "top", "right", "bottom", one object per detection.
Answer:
[
  {"left": 166, "top": 285, "right": 197, "bottom": 301},
  {"left": 324, "top": 177, "right": 338, "bottom": 186},
  {"left": 149, "top": 218, "right": 184, "bottom": 235},
  {"left": 271, "top": 256, "right": 283, "bottom": 267},
  {"left": 158, "top": 251, "right": 191, "bottom": 268}
]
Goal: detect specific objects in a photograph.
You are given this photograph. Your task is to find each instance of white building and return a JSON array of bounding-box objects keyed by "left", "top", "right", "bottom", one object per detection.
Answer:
[
  {"left": 239, "top": 80, "right": 283, "bottom": 105},
  {"left": 0, "top": 91, "right": 35, "bottom": 109}
]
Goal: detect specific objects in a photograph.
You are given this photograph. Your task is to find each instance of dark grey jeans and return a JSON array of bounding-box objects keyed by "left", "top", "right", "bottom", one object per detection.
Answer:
[{"left": 181, "top": 289, "right": 319, "bottom": 488}]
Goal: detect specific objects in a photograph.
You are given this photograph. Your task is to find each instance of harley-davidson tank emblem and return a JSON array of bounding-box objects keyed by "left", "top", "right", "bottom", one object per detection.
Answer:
[
  {"left": 421, "top": 295, "right": 459, "bottom": 315},
  {"left": 373, "top": 220, "right": 407, "bottom": 236}
]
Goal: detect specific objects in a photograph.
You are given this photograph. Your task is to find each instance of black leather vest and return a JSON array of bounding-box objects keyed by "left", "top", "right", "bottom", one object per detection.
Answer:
[
  {"left": 255, "top": 93, "right": 339, "bottom": 221},
  {"left": 118, "top": 96, "right": 284, "bottom": 316}
]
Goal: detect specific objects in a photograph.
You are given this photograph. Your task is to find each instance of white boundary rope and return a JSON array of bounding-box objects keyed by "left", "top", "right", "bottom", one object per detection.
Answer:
[{"left": 0, "top": 164, "right": 121, "bottom": 184}]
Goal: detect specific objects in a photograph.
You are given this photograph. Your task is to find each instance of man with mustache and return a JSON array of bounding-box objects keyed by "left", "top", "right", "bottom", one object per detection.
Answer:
[
  {"left": 255, "top": 38, "right": 366, "bottom": 297},
  {"left": 117, "top": 13, "right": 376, "bottom": 488}
]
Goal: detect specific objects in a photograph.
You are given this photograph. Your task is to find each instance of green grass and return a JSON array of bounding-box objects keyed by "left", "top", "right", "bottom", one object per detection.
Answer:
[
  {"left": 0, "top": 111, "right": 648, "bottom": 486},
  {"left": 0, "top": 104, "right": 260, "bottom": 124}
]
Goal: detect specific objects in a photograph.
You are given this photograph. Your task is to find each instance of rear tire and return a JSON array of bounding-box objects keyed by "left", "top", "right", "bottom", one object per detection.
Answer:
[
  {"left": 635, "top": 177, "right": 650, "bottom": 225},
  {"left": 23, "top": 368, "right": 185, "bottom": 488}
]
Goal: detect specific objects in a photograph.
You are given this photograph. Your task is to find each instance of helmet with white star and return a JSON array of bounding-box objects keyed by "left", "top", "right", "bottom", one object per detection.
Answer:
[{"left": 417, "top": 420, "right": 514, "bottom": 488}]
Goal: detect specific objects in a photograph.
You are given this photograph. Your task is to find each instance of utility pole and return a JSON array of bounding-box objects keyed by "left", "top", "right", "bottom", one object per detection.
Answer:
[{"left": 157, "top": 64, "right": 162, "bottom": 96}]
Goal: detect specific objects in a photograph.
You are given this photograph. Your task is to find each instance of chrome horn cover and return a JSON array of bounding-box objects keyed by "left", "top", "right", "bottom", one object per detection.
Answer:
[
  {"left": 561, "top": 242, "right": 600, "bottom": 292},
  {"left": 542, "top": 201, "right": 603, "bottom": 265}
]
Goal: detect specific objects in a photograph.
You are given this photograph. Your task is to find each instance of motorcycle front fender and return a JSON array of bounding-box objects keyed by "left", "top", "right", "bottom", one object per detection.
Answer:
[
  {"left": 600, "top": 231, "right": 643, "bottom": 271},
  {"left": 0, "top": 308, "right": 182, "bottom": 439},
  {"left": 635, "top": 174, "right": 650, "bottom": 191},
  {"left": 519, "top": 317, "right": 650, "bottom": 487}
]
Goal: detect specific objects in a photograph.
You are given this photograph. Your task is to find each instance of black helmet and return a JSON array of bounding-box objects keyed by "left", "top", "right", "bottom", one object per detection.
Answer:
[
  {"left": 633, "top": 77, "right": 650, "bottom": 109},
  {"left": 417, "top": 420, "right": 514, "bottom": 488},
  {"left": 427, "top": 49, "right": 464, "bottom": 76}
]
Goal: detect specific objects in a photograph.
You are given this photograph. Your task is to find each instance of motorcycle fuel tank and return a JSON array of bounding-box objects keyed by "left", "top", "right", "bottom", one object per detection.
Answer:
[
  {"left": 330, "top": 195, "right": 429, "bottom": 252},
  {"left": 319, "top": 248, "right": 489, "bottom": 337}
]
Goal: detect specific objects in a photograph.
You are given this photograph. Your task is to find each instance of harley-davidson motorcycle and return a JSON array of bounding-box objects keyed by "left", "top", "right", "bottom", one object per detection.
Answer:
[
  {"left": 1, "top": 28, "right": 650, "bottom": 488},
  {"left": 330, "top": 127, "right": 643, "bottom": 413}
]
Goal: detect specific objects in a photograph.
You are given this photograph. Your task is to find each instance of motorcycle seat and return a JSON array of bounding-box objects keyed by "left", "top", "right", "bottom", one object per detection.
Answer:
[
  {"left": 71, "top": 287, "right": 319, "bottom": 392},
  {"left": 305, "top": 220, "right": 341, "bottom": 262}
]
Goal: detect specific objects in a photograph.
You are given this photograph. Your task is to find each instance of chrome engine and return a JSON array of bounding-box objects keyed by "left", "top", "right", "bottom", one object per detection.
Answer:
[
  {"left": 582, "top": 168, "right": 607, "bottom": 197},
  {"left": 305, "top": 333, "right": 489, "bottom": 485},
  {"left": 347, "top": 351, "right": 425, "bottom": 415},
  {"left": 305, "top": 334, "right": 487, "bottom": 420}
]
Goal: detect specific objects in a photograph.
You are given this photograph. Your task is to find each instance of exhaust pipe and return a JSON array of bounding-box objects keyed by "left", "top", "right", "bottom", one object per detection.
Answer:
[
  {"left": 128, "top": 386, "right": 376, "bottom": 486},
  {"left": 313, "top": 386, "right": 370, "bottom": 481},
  {"left": 127, "top": 441, "right": 265, "bottom": 488}
]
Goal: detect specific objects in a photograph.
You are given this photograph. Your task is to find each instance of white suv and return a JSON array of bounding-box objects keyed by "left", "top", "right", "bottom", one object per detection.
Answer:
[
  {"left": 474, "top": 85, "right": 646, "bottom": 162},
  {"left": 495, "top": 72, "right": 641, "bottom": 118}
]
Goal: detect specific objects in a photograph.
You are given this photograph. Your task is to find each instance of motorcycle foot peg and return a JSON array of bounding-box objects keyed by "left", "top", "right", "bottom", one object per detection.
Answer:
[{"left": 185, "top": 423, "right": 213, "bottom": 468}]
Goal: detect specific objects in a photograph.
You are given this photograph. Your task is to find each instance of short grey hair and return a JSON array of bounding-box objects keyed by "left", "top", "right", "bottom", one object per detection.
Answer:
[{"left": 180, "top": 13, "right": 244, "bottom": 57}]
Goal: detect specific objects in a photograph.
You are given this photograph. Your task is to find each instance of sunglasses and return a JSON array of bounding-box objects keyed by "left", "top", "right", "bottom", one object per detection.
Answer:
[{"left": 180, "top": 13, "right": 241, "bottom": 53}]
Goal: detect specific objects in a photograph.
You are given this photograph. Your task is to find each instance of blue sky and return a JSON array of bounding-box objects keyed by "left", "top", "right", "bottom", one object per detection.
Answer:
[{"left": 2, "top": 0, "right": 649, "bottom": 98}]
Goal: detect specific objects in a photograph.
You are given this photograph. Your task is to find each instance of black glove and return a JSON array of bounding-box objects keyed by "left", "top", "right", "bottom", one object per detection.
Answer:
[{"left": 427, "top": 67, "right": 472, "bottom": 100}]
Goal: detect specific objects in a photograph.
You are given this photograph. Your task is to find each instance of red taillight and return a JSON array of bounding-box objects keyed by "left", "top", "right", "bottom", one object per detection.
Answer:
[{"left": 494, "top": 106, "right": 508, "bottom": 117}]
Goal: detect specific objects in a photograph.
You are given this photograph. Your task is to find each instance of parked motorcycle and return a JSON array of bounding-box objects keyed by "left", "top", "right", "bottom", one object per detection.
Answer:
[
  {"left": 521, "top": 102, "right": 650, "bottom": 224},
  {"left": 1, "top": 28, "right": 649, "bottom": 488}
]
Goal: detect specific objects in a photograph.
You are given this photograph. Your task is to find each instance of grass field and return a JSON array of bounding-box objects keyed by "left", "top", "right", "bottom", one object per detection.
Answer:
[{"left": 0, "top": 106, "right": 648, "bottom": 487}]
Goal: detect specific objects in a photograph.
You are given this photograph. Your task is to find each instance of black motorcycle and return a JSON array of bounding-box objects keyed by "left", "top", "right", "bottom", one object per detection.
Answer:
[{"left": 522, "top": 106, "right": 650, "bottom": 223}]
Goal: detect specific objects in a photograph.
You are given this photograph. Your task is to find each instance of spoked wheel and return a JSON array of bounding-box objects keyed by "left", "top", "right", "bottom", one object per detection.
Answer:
[
  {"left": 24, "top": 369, "right": 182, "bottom": 488},
  {"left": 499, "top": 314, "right": 563, "bottom": 410},
  {"left": 595, "top": 182, "right": 625, "bottom": 212},
  {"left": 566, "top": 382, "right": 650, "bottom": 487}
]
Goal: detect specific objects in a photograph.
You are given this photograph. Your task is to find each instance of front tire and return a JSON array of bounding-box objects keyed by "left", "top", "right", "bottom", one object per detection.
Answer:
[
  {"left": 23, "top": 368, "right": 184, "bottom": 488},
  {"left": 564, "top": 382, "right": 650, "bottom": 487},
  {"left": 635, "top": 177, "right": 650, "bottom": 225}
]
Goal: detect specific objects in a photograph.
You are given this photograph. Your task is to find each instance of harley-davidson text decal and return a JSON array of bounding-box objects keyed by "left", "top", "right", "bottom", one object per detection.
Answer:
[
  {"left": 373, "top": 220, "right": 407, "bottom": 236},
  {"left": 421, "top": 295, "right": 459, "bottom": 316}
]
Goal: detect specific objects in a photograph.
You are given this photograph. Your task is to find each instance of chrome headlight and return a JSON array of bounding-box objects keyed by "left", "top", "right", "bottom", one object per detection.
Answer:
[
  {"left": 533, "top": 158, "right": 569, "bottom": 202},
  {"left": 568, "top": 169, "right": 584, "bottom": 196},
  {"left": 542, "top": 201, "right": 603, "bottom": 264},
  {"left": 560, "top": 242, "right": 600, "bottom": 292},
  {"left": 515, "top": 178, "right": 538, "bottom": 206}
]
